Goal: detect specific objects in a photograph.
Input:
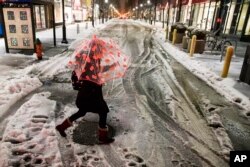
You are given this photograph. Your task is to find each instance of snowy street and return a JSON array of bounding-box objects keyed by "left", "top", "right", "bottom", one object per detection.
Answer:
[{"left": 0, "top": 19, "right": 250, "bottom": 167}]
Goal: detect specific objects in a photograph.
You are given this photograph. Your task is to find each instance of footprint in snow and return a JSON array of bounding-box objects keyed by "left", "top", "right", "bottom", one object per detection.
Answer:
[{"left": 120, "top": 148, "right": 147, "bottom": 167}]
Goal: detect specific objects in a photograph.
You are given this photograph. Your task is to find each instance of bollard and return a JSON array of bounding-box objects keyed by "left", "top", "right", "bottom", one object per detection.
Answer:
[
  {"left": 189, "top": 35, "right": 197, "bottom": 57},
  {"left": 172, "top": 29, "right": 177, "bottom": 44},
  {"left": 85, "top": 22, "right": 88, "bottom": 29},
  {"left": 77, "top": 23, "right": 80, "bottom": 34},
  {"left": 221, "top": 46, "right": 234, "bottom": 78},
  {"left": 165, "top": 28, "right": 169, "bottom": 41}
]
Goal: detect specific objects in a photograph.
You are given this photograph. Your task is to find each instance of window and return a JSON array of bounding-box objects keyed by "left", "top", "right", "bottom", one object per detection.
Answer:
[
  {"left": 20, "top": 11, "right": 28, "bottom": 20},
  {"left": 10, "top": 38, "right": 18, "bottom": 46},
  {"left": 21, "top": 25, "right": 29, "bottom": 33},
  {"left": 237, "top": 3, "right": 249, "bottom": 35},
  {"left": 224, "top": 0, "right": 236, "bottom": 34},
  {"left": 192, "top": 4, "right": 199, "bottom": 26},
  {"left": 244, "top": 13, "right": 250, "bottom": 35},
  {"left": 206, "top": 2, "right": 216, "bottom": 31},
  {"left": 9, "top": 25, "right": 16, "bottom": 33},
  {"left": 23, "top": 38, "right": 30, "bottom": 46},
  {"left": 7, "top": 11, "right": 15, "bottom": 20}
]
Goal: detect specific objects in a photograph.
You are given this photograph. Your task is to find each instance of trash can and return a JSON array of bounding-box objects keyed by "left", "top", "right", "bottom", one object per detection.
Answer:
[{"left": 239, "top": 45, "right": 250, "bottom": 85}]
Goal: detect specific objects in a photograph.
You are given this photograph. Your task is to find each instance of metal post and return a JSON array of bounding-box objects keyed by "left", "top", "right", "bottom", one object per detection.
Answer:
[
  {"left": 0, "top": 4, "right": 9, "bottom": 53},
  {"left": 92, "top": 0, "right": 95, "bottom": 27},
  {"left": 30, "top": 4, "right": 36, "bottom": 52},
  {"left": 176, "top": 0, "right": 182, "bottom": 22},
  {"left": 166, "top": 0, "right": 170, "bottom": 39},
  {"left": 52, "top": 4, "right": 56, "bottom": 46},
  {"left": 162, "top": 7, "right": 165, "bottom": 28},
  {"left": 77, "top": 23, "right": 79, "bottom": 34},
  {"left": 154, "top": 0, "right": 157, "bottom": 24},
  {"left": 137, "top": 0, "right": 139, "bottom": 19},
  {"left": 61, "top": 0, "right": 68, "bottom": 44}
]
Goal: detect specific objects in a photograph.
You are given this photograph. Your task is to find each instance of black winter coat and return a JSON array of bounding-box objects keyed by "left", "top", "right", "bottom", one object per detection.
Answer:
[{"left": 71, "top": 71, "right": 109, "bottom": 113}]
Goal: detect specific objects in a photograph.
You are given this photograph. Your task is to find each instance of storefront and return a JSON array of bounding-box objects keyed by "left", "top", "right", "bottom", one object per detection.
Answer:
[
  {"left": 72, "top": 0, "right": 82, "bottom": 22},
  {"left": 221, "top": 0, "right": 250, "bottom": 41},
  {"left": 33, "top": 5, "right": 46, "bottom": 29},
  {"left": 188, "top": 0, "right": 218, "bottom": 31},
  {"left": 54, "top": 0, "right": 62, "bottom": 24}
]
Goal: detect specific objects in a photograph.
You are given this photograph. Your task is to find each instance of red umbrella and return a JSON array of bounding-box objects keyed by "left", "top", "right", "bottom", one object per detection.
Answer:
[{"left": 68, "top": 36, "right": 130, "bottom": 85}]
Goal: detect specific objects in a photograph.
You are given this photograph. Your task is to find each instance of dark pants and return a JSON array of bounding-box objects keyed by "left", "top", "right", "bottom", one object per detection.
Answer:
[
  {"left": 69, "top": 109, "right": 107, "bottom": 128},
  {"left": 69, "top": 80, "right": 109, "bottom": 128}
]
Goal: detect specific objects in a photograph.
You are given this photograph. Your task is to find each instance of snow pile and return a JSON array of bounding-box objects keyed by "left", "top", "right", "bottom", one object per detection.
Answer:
[
  {"left": 25, "top": 53, "right": 71, "bottom": 81},
  {"left": 0, "top": 92, "right": 62, "bottom": 167},
  {"left": 0, "top": 76, "right": 42, "bottom": 118}
]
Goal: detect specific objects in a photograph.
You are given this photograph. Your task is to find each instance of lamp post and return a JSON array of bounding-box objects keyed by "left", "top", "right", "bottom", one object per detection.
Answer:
[
  {"left": 92, "top": 0, "right": 95, "bottom": 27},
  {"left": 146, "top": 0, "right": 152, "bottom": 24},
  {"left": 105, "top": 0, "right": 108, "bottom": 21},
  {"left": 140, "top": 3, "right": 143, "bottom": 20},
  {"left": 61, "top": 0, "right": 68, "bottom": 44},
  {"left": 154, "top": 0, "right": 157, "bottom": 24},
  {"left": 162, "top": 5, "right": 165, "bottom": 28}
]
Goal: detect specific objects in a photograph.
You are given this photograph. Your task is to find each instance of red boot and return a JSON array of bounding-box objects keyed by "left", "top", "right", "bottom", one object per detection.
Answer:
[
  {"left": 56, "top": 119, "right": 72, "bottom": 137},
  {"left": 98, "top": 126, "right": 115, "bottom": 144}
]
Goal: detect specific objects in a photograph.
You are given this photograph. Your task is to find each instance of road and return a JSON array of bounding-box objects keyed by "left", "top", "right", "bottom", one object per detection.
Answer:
[{"left": 1, "top": 20, "right": 249, "bottom": 166}]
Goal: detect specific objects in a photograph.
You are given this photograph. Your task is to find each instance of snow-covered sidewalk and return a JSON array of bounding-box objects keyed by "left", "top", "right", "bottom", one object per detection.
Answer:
[{"left": 152, "top": 22, "right": 250, "bottom": 113}]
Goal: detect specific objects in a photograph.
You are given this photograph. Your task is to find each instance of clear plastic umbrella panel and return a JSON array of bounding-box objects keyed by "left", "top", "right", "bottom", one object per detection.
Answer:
[{"left": 68, "top": 36, "right": 130, "bottom": 85}]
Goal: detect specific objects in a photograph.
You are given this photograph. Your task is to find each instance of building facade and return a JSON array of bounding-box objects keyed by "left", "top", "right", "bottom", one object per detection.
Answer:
[
  {"left": 54, "top": 0, "right": 91, "bottom": 25},
  {"left": 166, "top": 0, "right": 250, "bottom": 42}
]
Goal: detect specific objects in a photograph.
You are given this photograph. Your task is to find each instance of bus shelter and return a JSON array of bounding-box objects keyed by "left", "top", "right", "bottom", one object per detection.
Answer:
[{"left": 0, "top": 0, "right": 56, "bottom": 53}]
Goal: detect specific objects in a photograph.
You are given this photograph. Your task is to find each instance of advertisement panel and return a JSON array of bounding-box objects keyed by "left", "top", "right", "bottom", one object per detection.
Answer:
[{"left": 3, "top": 8, "right": 34, "bottom": 49}]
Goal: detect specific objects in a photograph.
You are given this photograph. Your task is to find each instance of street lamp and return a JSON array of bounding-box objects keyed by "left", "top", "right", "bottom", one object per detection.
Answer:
[
  {"left": 105, "top": 0, "right": 108, "bottom": 21},
  {"left": 92, "top": 0, "right": 95, "bottom": 27},
  {"left": 61, "top": 0, "right": 68, "bottom": 44}
]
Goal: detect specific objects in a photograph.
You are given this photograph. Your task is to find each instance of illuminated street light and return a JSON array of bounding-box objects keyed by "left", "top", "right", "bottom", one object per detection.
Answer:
[
  {"left": 147, "top": 0, "right": 150, "bottom": 4},
  {"left": 140, "top": 4, "right": 143, "bottom": 7}
]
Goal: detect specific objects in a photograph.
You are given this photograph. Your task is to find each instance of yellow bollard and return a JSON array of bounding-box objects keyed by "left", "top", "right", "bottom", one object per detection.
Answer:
[
  {"left": 172, "top": 29, "right": 177, "bottom": 45},
  {"left": 189, "top": 35, "right": 197, "bottom": 57},
  {"left": 165, "top": 28, "right": 169, "bottom": 41},
  {"left": 221, "top": 46, "right": 234, "bottom": 78}
]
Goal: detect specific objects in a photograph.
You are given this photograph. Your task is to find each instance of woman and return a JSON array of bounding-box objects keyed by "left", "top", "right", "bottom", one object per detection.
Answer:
[{"left": 56, "top": 38, "right": 115, "bottom": 144}]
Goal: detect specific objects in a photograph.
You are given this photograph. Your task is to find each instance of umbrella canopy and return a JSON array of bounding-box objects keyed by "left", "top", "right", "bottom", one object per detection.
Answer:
[{"left": 68, "top": 36, "right": 129, "bottom": 85}]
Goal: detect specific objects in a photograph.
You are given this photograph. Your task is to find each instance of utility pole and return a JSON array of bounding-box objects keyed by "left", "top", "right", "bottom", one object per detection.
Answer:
[{"left": 61, "top": 0, "right": 68, "bottom": 44}]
